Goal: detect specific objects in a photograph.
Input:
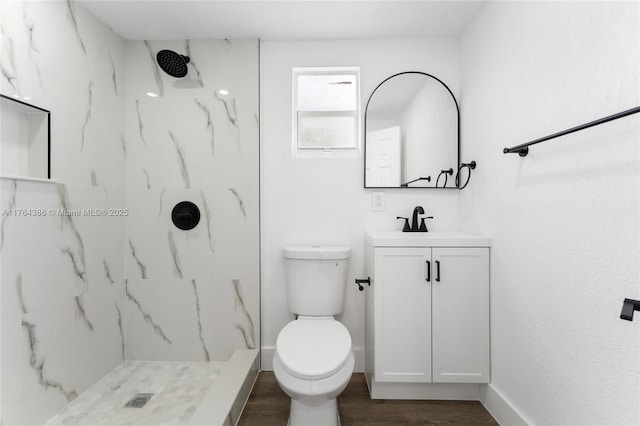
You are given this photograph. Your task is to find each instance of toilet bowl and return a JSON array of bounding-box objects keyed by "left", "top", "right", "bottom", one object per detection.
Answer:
[
  {"left": 275, "top": 245, "right": 353, "bottom": 425},
  {"left": 274, "top": 316, "right": 354, "bottom": 426}
]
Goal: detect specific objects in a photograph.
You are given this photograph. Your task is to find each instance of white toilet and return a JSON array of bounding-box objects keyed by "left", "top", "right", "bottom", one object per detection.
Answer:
[{"left": 273, "top": 246, "right": 354, "bottom": 426}]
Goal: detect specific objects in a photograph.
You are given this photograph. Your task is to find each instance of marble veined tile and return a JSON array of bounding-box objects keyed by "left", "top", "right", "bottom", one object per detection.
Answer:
[
  {"left": 45, "top": 361, "right": 225, "bottom": 426},
  {"left": 64, "top": 183, "right": 126, "bottom": 286},
  {"left": 1, "top": 1, "right": 126, "bottom": 187},
  {"left": 125, "top": 186, "right": 257, "bottom": 281},
  {"left": 125, "top": 278, "right": 212, "bottom": 361},
  {"left": 126, "top": 279, "right": 259, "bottom": 361},
  {"left": 3, "top": 286, "right": 124, "bottom": 426},
  {"left": 125, "top": 276, "right": 258, "bottom": 362},
  {"left": 123, "top": 39, "right": 258, "bottom": 192},
  {"left": 198, "top": 275, "right": 259, "bottom": 361},
  {"left": 1, "top": 179, "right": 85, "bottom": 310},
  {"left": 1, "top": 2, "right": 127, "bottom": 425},
  {"left": 0, "top": 180, "right": 125, "bottom": 312}
]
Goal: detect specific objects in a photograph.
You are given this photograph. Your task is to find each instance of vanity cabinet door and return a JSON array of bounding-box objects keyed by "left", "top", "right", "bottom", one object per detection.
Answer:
[
  {"left": 374, "top": 247, "right": 432, "bottom": 383},
  {"left": 431, "top": 247, "right": 490, "bottom": 383}
]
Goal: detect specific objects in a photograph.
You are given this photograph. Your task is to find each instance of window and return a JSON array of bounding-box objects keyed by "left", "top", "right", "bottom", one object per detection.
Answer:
[{"left": 292, "top": 67, "right": 360, "bottom": 157}]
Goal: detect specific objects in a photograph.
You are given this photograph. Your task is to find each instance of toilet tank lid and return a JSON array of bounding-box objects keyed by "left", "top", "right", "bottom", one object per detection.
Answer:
[{"left": 283, "top": 246, "right": 351, "bottom": 260}]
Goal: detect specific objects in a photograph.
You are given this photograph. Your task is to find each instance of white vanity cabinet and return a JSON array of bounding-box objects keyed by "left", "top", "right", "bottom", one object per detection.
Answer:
[{"left": 364, "top": 231, "right": 490, "bottom": 399}]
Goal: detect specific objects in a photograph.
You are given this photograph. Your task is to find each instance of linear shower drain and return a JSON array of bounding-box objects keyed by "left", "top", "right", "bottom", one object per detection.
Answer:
[{"left": 124, "top": 393, "right": 153, "bottom": 408}]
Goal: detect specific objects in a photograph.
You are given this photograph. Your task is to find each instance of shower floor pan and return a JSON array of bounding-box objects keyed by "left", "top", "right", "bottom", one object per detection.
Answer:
[{"left": 45, "top": 349, "right": 259, "bottom": 426}]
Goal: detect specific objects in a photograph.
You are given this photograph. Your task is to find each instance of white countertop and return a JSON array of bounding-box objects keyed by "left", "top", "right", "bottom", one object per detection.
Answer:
[{"left": 365, "top": 230, "right": 491, "bottom": 247}]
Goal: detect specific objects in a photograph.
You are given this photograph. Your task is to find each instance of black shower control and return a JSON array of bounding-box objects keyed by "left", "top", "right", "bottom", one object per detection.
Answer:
[{"left": 171, "top": 201, "right": 200, "bottom": 230}]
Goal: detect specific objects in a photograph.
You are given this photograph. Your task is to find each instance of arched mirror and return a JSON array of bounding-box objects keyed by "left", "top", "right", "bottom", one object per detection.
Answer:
[{"left": 364, "top": 72, "right": 459, "bottom": 188}]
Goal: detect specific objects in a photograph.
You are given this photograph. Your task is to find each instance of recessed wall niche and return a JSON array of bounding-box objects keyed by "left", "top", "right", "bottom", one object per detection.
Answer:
[{"left": 1, "top": 94, "right": 50, "bottom": 180}]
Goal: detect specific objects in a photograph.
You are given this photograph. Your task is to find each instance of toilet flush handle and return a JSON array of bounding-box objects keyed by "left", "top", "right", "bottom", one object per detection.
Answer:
[{"left": 354, "top": 277, "right": 371, "bottom": 291}]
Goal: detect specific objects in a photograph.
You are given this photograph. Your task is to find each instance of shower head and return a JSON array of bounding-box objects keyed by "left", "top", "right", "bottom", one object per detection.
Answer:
[{"left": 156, "top": 49, "right": 190, "bottom": 78}]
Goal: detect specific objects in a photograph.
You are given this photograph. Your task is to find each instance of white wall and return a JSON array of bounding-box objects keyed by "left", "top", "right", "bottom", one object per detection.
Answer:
[
  {"left": 460, "top": 2, "right": 640, "bottom": 425},
  {"left": 260, "top": 39, "right": 463, "bottom": 369}
]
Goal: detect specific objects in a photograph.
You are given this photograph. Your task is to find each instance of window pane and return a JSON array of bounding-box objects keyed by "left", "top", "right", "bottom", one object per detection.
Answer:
[
  {"left": 297, "top": 74, "right": 357, "bottom": 111},
  {"left": 298, "top": 113, "right": 356, "bottom": 148}
]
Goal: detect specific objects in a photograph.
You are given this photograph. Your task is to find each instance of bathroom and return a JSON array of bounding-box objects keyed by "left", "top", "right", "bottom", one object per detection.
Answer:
[{"left": 0, "top": 1, "right": 638, "bottom": 425}]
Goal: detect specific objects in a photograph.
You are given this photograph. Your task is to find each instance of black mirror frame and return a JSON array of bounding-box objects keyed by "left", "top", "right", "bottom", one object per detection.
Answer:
[{"left": 363, "top": 71, "right": 460, "bottom": 189}]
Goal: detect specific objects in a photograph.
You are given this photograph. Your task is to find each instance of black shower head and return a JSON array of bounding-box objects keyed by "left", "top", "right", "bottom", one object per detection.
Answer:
[{"left": 156, "top": 49, "right": 190, "bottom": 78}]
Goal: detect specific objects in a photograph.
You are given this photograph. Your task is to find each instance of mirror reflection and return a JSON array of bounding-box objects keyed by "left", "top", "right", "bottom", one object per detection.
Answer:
[{"left": 364, "top": 72, "right": 459, "bottom": 188}]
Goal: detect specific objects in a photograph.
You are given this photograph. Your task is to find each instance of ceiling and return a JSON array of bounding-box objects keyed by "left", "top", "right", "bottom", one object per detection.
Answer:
[{"left": 78, "top": 0, "right": 487, "bottom": 41}]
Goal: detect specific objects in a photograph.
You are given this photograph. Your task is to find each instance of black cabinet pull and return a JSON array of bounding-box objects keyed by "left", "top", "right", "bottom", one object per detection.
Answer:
[
  {"left": 426, "top": 260, "right": 431, "bottom": 282},
  {"left": 435, "top": 260, "right": 441, "bottom": 282}
]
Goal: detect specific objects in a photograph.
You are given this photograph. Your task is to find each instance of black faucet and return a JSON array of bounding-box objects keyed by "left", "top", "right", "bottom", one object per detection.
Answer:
[
  {"left": 394, "top": 206, "right": 433, "bottom": 232},
  {"left": 411, "top": 206, "right": 424, "bottom": 231},
  {"left": 396, "top": 216, "right": 411, "bottom": 232},
  {"left": 397, "top": 206, "right": 434, "bottom": 232}
]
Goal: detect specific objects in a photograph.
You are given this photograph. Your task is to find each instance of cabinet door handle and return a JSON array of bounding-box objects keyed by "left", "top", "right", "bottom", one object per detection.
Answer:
[
  {"left": 435, "top": 260, "right": 441, "bottom": 282},
  {"left": 426, "top": 260, "right": 431, "bottom": 282}
]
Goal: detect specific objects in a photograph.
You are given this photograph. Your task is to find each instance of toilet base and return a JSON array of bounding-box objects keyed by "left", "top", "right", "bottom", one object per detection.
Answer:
[{"left": 288, "top": 397, "right": 340, "bottom": 426}]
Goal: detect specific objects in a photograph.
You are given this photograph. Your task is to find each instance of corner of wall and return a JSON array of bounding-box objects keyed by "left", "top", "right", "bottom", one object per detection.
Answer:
[{"left": 480, "top": 384, "right": 531, "bottom": 426}]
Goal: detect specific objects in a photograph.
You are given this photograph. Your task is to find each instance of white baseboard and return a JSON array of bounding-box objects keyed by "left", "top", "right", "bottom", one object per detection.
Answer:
[
  {"left": 261, "top": 346, "right": 365, "bottom": 373},
  {"left": 480, "top": 384, "right": 531, "bottom": 426},
  {"left": 368, "top": 379, "right": 481, "bottom": 400},
  {"left": 261, "top": 346, "right": 275, "bottom": 370}
]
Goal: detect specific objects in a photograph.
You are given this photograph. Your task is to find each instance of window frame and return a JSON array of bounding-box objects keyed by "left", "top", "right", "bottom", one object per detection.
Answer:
[{"left": 292, "top": 67, "right": 361, "bottom": 158}]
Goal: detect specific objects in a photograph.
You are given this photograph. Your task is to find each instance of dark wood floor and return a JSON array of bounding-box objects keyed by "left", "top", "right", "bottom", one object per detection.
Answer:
[{"left": 238, "top": 372, "right": 498, "bottom": 425}]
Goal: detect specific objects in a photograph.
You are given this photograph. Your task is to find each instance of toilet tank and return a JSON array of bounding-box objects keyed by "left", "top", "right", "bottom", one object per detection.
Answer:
[{"left": 283, "top": 246, "right": 351, "bottom": 316}]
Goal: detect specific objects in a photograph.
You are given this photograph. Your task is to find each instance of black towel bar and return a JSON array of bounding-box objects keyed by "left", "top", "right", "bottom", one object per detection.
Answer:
[
  {"left": 621, "top": 298, "right": 640, "bottom": 321},
  {"left": 503, "top": 106, "right": 640, "bottom": 157}
]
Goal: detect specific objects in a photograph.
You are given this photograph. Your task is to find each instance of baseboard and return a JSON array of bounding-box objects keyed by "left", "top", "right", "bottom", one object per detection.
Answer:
[
  {"left": 261, "top": 346, "right": 275, "bottom": 370},
  {"left": 261, "top": 346, "right": 365, "bottom": 373},
  {"left": 369, "top": 380, "right": 481, "bottom": 400},
  {"left": 480, "top": 384, "right": 531, "bottom": 426}
]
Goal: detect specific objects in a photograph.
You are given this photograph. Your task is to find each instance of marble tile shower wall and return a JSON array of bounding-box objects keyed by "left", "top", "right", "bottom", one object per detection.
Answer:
[
  {"left": 123, "top": 40, "right": 259, "bottom": 362},
  {"left": 1, "top": 1, "right": 126, "bottom": 425},
  {"left": 1, "top": 3, "right": 259, "bottom": 424}
]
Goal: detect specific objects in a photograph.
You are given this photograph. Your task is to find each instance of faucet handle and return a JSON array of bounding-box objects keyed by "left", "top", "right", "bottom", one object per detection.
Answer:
[
  {"left": 396, "top": 216, "right": 411, "bottom": 232},
  {"left": 419, "top": 216, "right": 434, "bottom": 232}
]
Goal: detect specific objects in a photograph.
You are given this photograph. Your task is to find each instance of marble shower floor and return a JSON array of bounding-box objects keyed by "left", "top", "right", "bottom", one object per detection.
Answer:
[{"left": 45, "top": 361, "right": 225, "bottom": 426}]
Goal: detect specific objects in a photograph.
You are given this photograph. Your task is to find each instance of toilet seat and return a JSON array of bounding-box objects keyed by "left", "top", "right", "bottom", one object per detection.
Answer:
[{"left": 276, "top": 318, "right": 351, "bottom": 381}]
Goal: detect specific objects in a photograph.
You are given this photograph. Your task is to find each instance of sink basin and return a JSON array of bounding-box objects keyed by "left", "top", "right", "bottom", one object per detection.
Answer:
[{"left": 365, "top": 230, "right": 491, "bottom": 247}]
